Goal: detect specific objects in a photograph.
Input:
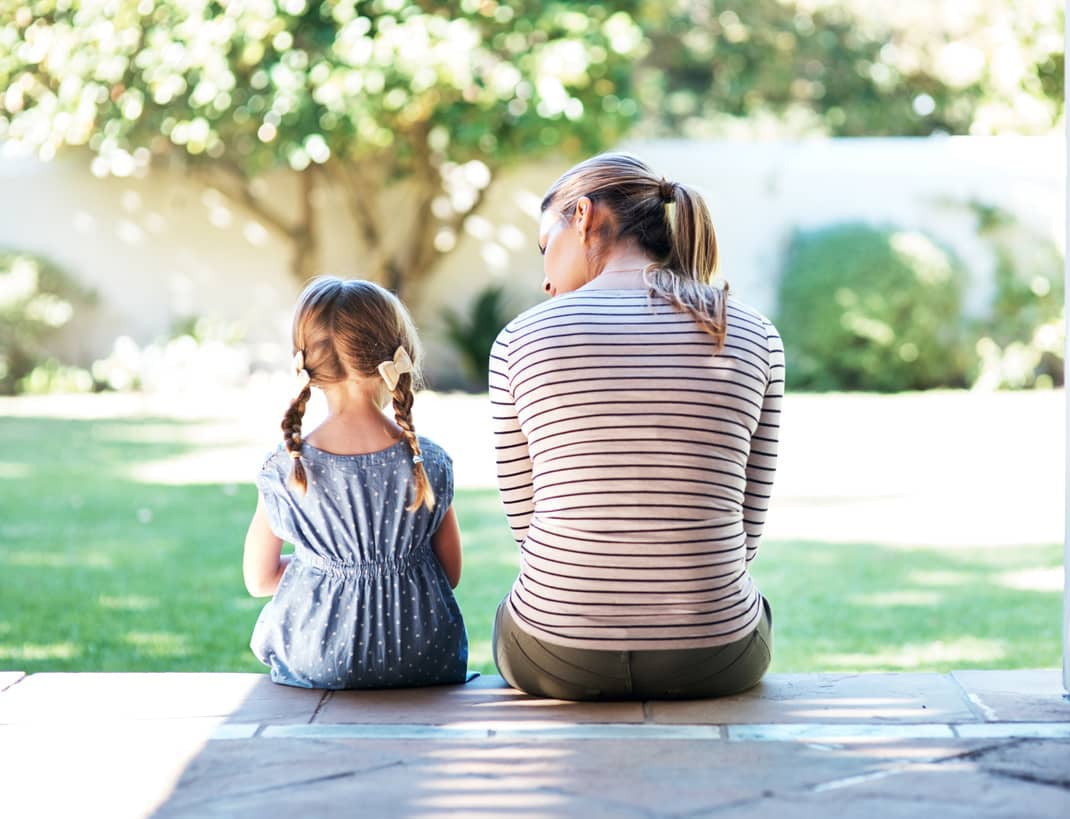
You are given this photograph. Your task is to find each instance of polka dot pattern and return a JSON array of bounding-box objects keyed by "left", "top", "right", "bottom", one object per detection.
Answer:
[{"left": 249, "top": 436, "right": 468, "bottom": 689}]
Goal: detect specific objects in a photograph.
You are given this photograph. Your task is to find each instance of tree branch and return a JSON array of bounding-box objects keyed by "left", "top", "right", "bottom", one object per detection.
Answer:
[{"left": 198, "top": 161, "right": 297, "bottom": 240}]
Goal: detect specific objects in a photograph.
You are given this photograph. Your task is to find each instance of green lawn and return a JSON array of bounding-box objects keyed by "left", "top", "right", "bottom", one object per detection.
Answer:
[{"left": 0, "top": 415, "right": 1061, "bottom": 676}]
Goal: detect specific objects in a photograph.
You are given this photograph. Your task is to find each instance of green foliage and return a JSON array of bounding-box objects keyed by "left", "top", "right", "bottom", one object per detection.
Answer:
[
  {"left": 441, "top": 284, "right": 514, "bottom": 388},
  {"left": 0, "top": 1, "right": 642, "bottom": 173},
  {"left": 17, "top": 359, "right": 95, "bottom": 395},
  {"left": 0, "top": 1, "right": 643, "bottom": 289},
  {"left": 970, "top": 203, "right": 1064, "bottom": 389},
  {"left": 633, "top": 0, "right": 1064, "bottom": 138},
  {"left": 0, "top": 251, "right": 94, "bottom": 395},
  {"left": 775, "top": 224, "right": 975, "bottom": 392}
]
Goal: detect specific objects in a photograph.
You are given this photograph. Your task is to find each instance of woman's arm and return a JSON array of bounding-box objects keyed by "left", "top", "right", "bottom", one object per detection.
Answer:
[
  {"left": 743, "top": 322, "right": 786, "bottom": 563},
  {"left": 431, "top": 505, "right": 462, "bottom": 588},
  {"left": 489, "top": 331, "right": 535, "bottom": 546},
  {"left": 242, "top": 493, "right": 291, "bottom": 597}
]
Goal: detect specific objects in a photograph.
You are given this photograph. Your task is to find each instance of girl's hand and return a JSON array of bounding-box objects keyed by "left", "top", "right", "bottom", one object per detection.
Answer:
[
  {"left": 243, "top": 493, "right": 288, "bottom": 596},
  {"left": 431, "top": 505, "right": 462, "bottom": 589}
]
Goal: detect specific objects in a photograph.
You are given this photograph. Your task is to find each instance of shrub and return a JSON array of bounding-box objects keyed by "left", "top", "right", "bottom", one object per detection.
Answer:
[
  {"left": 775, "top": 224, "right": 975, "bottom": 392},
  {"left": 970, "top": 203, "right": 1064, "bottom": 390},
  {"left": 0, "top": 251, "right": 95, "bottom": 395},
  {"left": 442, "top": 285, "right": 514, "bottom": 389}
]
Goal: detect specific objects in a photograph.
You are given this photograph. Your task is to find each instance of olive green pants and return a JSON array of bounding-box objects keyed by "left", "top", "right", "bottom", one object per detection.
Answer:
[{"left": 493, "top": 597, "right": 773, "bottom": 701}]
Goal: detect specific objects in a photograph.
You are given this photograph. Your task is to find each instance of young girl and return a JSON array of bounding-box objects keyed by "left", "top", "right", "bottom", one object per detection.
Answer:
[{"left": 243, "top": 276, "right": 468, "bottom": 689}]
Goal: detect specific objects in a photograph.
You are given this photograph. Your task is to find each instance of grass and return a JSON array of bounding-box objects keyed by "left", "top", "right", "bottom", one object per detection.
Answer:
[{"left": 0, "top": 415, "right": 1062, "bottom": 676}]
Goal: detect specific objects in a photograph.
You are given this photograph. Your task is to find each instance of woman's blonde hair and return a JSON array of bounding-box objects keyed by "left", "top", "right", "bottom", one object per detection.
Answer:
[
  {"left": 541, "top": 152, "right": 728, "bottom": 346},
  {"left": 283, "top": 276, "right": 434, "bottom": 511}
]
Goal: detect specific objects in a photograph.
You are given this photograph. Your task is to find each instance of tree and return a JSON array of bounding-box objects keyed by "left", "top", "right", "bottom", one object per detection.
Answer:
[
  {"left": 631, "top": 0, "right": 1064, "bottom": 138},
  {"left": 0, "top": 0, "right": 643, "bottom": 296}
]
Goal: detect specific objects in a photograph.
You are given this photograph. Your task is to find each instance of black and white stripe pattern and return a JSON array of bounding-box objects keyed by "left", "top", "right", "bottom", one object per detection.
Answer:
[{"left": 490, "top": 290, "right": 784, "bottom": 650}]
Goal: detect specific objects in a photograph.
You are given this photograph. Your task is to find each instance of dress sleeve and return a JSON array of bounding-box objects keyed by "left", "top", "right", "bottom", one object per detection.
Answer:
[
  {"left": 255, "top": 449, "right": 294, "bottom": 542},
  {"left": 489, "top": 327, "right": 534, "bottom": 547},
  {"left": 429, "top": 448, "right": 455, "bottom": 534},
  {"left": 743, "top": 320, "right": 785, "bottom": 563}
]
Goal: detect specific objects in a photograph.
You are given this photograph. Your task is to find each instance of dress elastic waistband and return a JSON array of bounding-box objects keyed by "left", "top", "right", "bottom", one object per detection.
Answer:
[{"left": 296, "top": 546, "right": 433, "bottom": 578}]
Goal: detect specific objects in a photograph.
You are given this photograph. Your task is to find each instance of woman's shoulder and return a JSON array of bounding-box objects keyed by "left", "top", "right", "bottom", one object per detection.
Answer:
[
  {"left": 727, "top": 296, "right": 779, "bottom": 337},
  {"left": 498, "top": 297, "right": 558, "bottom": 336},
  {"left": 497, "top": 290, "right": 618, "bottom": 345}
]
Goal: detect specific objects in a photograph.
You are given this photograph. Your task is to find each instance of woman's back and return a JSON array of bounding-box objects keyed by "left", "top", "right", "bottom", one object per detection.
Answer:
[{"left": 491, "top": 290, "right": 784, "bottom": 650}]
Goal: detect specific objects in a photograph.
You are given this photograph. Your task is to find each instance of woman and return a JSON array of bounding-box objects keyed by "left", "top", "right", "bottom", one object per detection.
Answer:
[{"left": 489, "top": 153, "right": 784, "bottom": 700}]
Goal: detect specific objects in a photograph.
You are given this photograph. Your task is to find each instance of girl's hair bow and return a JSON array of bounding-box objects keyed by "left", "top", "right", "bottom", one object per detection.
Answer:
[
  {"left": 293, "top": 350, "right": 311, "bottom": 390},
  {"left": 377, "top": 346, "right": 413, "bottom": 392}
]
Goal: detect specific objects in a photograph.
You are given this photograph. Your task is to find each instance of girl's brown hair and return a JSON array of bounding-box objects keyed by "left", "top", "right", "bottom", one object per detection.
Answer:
[
  {"left": 541, "top": 152, "right": 728, "bottom": 347},
  {"left": 283, "top": 277, "right": 434, "bottom": 511}
]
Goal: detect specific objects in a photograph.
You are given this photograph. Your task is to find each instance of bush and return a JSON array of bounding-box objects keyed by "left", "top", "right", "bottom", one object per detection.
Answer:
[
  {"left": 775, "top": 224, "right": 975, "bottom": 392},
  {"left": 442, "top": 285, "right": 514, "bottom": 389},
  {"left": 0, "top": 251, "right": 95, "bottom": 395},
  {"left": 970, "top": 203, "right": 1064, "bottom": 390}
]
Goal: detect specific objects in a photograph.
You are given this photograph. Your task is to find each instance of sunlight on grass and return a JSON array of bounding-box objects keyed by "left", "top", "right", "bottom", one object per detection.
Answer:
[
  {"left": 848, "top": 591, "right": 943, "bottom": 607},
  {"left": 815, "top": 637, "right": 1007, "bottom": 670},
  {"left": 99, "top": 595, "right": 158, "bottom": 611},
  {"left": 6, "top": 551, "right": 113, "bottom": 569},
  {"left": 123, "top": 632, "right": 192, "bottom": 658},
  {"left": 907, "top": 570, "right": 970, "bottom": 587},
  {"left": 0, "top": 463, "right": 29, "bottom": 479},
  {"left": 0, "top": 643, "right": 79, "bottom": 661},
  {"left": 995, "top": 567, "right": 1063, "bottom": 592}
]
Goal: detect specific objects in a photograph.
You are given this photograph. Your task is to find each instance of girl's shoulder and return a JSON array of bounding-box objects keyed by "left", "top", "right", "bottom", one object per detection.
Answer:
[
  {"left": 258, "top": 443, "right": 288, "bottom": 473},
  {"left": 415, "top": 435, "right": 453, "bottom": 471}
]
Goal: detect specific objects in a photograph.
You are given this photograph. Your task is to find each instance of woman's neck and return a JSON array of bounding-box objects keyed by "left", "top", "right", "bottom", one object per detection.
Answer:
[{"left": 582, "top": 247, "right": 658, "bottom": 291}]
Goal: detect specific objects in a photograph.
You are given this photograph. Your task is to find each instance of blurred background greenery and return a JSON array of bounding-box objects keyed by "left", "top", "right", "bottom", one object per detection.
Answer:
[{"left": 0, "top": 0, "right": 1064, "bottom": 393}]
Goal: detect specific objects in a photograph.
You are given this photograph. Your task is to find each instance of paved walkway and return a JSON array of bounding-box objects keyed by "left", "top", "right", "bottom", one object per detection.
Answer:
[{"left": 1, "top": 670, "right": 1067, "bottom": 817}]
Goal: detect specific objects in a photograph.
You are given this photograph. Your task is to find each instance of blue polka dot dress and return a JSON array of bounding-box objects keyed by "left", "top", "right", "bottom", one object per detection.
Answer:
[{"left": 250, "top": 436, "right": 469, "bottom": 689}]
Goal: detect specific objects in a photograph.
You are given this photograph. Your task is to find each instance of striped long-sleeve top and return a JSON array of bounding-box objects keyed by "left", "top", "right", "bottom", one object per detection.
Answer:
[{"left": 489, "top": 289, "right": 785, "bottom": 650}]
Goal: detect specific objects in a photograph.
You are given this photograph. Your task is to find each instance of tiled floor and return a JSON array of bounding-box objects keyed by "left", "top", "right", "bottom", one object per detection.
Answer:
[{"left": 0, "top": 670, "right": 1067, "bottom": 818}]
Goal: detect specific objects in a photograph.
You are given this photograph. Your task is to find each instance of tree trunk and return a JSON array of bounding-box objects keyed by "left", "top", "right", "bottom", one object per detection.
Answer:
[{"left": 291, "top": 169, "right": 320, "bottom": 283}]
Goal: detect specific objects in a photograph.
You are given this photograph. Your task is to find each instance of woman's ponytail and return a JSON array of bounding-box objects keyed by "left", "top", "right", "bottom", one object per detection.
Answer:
[{"left": 644, "top": 181, "right": 728, "bottom": 349}]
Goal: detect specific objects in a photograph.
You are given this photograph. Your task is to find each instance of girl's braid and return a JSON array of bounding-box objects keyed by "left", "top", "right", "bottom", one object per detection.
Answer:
[
  {"left": 391, "top": 371, "right": 434, "bottom": 511},
  {"left": 282, "top": 384, "right": 312, "bottom": 494}
]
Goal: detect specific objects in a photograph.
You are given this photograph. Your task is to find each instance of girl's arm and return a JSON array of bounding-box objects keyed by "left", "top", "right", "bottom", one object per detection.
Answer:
[
  {"left": 431, "top": 505, "right": 462, "bottom": 589},
  {"left": 243, "top": 493, "right": 291, "bottom": 597}
]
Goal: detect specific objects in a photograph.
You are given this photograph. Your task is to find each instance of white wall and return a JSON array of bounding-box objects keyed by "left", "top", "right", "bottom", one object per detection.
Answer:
[{"left": 0, "top": 136, "right": 1062, "bottom": 387}]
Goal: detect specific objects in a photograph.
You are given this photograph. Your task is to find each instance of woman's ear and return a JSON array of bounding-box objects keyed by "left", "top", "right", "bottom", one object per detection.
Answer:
[{"left": 573, "top": 196, "right": 593, "bottom": 242}]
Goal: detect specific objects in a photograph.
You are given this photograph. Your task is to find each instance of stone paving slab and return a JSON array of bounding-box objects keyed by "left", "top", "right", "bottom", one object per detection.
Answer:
[
  {"left": 723, "top": 766, "right": 1070, "bottom": 819},
  {"left": 0, "top": 673, "right": 325, "bottom": 725},
  {"left": 969, "top": 738, "right": 1070, "bottom": 790},
  {"left": 316, "top": 673, "right": 646, "bottom": 724},
  {"left": 648, "top": 672, "right": 979, "bottom": 725},
  {"left": 952, "top": 669, "right": 1070, "bottom": 723},
  {"left": 150, "top": 737, "right": 888, "bottom": 818},
  {"left": 0, "top": 670, "right": 1066, "bottom": 818},
  {"left": 0, "top": 672, "right": 24, "bottom": 692}
]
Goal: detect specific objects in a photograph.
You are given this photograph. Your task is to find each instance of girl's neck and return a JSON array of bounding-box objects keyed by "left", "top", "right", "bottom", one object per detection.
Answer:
[{"left": 306, "top": 380, "right": 403, "bottom": 455}]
